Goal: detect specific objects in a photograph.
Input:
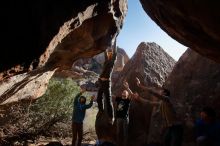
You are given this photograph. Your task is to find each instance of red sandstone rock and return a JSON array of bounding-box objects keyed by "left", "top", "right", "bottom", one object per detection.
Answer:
[{"left": 140, "top": 0, "right": 220, "bottom": 63}]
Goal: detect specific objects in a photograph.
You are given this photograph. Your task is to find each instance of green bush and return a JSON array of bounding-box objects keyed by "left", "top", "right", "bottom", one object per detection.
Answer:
[
  {"left": 1, "top": 77, "right": 98, "bottom": 145},
  {"left": 27, "top": 77, "right": 81, "bottom": 135},
  {"left": 0, "top": 77, "right": 80, "bottom": 138},
  {"left": 31, "top": 77, "right": 79, "bottom": 118}
]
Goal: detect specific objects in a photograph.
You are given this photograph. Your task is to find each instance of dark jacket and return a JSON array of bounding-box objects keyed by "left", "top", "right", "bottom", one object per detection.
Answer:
[
  {"left": 72, "top": 93, "right": 93, "bottom": 123},
  {"left": 99, "top": 49, "right": 117, "bottom": 79},
  {"left": 147, "top": 90, "right": 179, "bottom": 127}
]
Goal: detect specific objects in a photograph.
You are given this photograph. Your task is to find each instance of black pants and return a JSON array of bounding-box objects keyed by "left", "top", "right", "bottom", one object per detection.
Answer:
[
  {"left": 72, "top": 122, "right": 83, "bottom": 146},
  {"left": 116, "top": 118, "right": 128, "bottom": 146},
  {"left": 164, "top": 124, "right": 183, "bottom": 146},
  {"left": 97, "top": 80, "right": 113, "bottom": 119}
]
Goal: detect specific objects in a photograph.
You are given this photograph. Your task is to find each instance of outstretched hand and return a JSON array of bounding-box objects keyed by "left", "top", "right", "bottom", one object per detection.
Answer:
[
  {"left": 90, "top": 95, "right": 95, "bottom": 101},
  {"left": 132, "top": 93, "right": 140, "bottom": 101},
  {"left": 123, "top": 81, "right": 129, "bottom": 89}
]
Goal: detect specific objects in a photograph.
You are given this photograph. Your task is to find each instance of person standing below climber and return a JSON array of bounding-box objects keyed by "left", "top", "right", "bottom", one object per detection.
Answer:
[
  {"left": 135, "top": 77, "right": 183, "bottom": 146},
  {"left": 133, "top": 77, "right": 183, "bottom": 146},
  {"left": 72, "top": 87, "right": 95, "bottom": 146},
  {"left": 114, "top": 81, "right": 137, "bottom": 146},
  {"left": 96, "top": 45, "right": 117, "bottom": 124}
]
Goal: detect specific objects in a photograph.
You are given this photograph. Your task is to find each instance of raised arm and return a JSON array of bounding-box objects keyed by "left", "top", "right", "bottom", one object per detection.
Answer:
[
  {"left": 136, "top": 77, "right": 163, "bottom": 98},
  {"left": 123, "top": 80, "right": 160, "bottom": 104},
  {"left": 136, "top": 77, "right": 154, "bottom": 91},
  {"left": 123, "top": 81, "right": 134, "bottom": 96},
  {"left": 138, "top": 97, "right": 161, "bottom": 106},
  {"left": 74, "top": 88, "right": 86, "bottom": 106},
  {"left": 82, "top": 95, "right": 95, "bottom": 109}
]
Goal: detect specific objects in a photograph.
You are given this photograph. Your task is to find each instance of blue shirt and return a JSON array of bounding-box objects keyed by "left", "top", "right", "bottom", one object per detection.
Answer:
[
  {"left": 195, "top": 119, "right": 220, "bottom": 142},
  {"left": 72, "top": 93, "right": 93, "bottom": 123}
]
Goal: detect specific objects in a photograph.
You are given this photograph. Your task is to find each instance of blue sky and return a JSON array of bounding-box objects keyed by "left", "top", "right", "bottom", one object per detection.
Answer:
[{"left": 117, "top": 0, "right": 187, "bottom": 61}]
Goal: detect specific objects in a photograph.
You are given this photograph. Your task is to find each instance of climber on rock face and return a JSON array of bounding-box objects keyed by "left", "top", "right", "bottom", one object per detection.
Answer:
[{"left": 96, "top": 43, "right": 117, "bottom": 124}]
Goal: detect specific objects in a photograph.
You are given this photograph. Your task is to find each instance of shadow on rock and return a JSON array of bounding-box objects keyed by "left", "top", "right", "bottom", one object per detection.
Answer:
[
  {"left": 95, "top": 111, "right": 116, "bottom": 145},
  {"left": 45, "top": 141, "right": 63, "bottom": 146}
]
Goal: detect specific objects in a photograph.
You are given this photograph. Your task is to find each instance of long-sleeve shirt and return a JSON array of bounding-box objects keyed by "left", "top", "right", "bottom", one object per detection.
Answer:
[
  {"left": 72, "top": 93, "right": 93, "bottom": 123},
  {"left": 139, "top": 89, "right": 179, "bottom": 128},
  {"left": 99, "top": 50, "right": 117, "bottom": 79},
  {"left": 195, "top": 119, "right": 220, "bottom": 141}
]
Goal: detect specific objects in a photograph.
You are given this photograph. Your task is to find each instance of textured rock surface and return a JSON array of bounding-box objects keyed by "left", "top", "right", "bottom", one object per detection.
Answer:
[
  {"left": 0, "top": 1, "right": 127, "bottom": 144},
  {"left": 140, "top": 0, "right": 220, "bottom": 63},
  {"left": 0, "top": 0, "right": 127, "bottom": 80},
  {"left": 112, "top": 42, "right": 175, "bottom": 146},
  {"left": 165, "top": 49, "right": 220, "bottom": 144},
  {"left": 0, "top": 68, "right": 56, "bottom": 105},
  {"left": 53, "top": 68, "right": 99, "bottom": 92},
  {"left": 95, "top": 112, "right": 116, "bottom": 144},
  {"left": 0, "top": 0, "right": 127, "bottom": 105},
  {"left": 113, "top": 42, "right": 175, "bottom": 95}
]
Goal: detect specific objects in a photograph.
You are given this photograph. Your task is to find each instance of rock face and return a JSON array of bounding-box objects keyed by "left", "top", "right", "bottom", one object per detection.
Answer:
[
  {"left": 140, "top": 0, "right": 220, "bottom": 63},
  {"left": 95, "top": 112, "right": 116, "bottom": 144},
  {"left": 113, "top": 42, "right": 175, "bottom": 95},
  {"left": 165, "top": 49, "right": 220, "bottom": 143},
  {"left": 0, "top": 0, "right": 127, "bottom": 79},
  {"left": 0, "top": 68, "right": 56, "bottom": 105},
  {"left": 0, "top": 0, "right": 127, "bottom": 104},
  {"left": 0, "top": 1, "right": 127, "bottom": 144},
  {"left": 112, "top": 42, "right": 176, "bottom": 146}
]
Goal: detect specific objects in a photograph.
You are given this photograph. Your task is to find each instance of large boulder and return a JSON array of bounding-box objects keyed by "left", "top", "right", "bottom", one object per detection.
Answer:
[
  {"left": 140, "top": 0, "right": 220, "bottom": 63},
  {"left": 95, "top": 112, "right": 116, "bottom": 144},
  {"left": 0, "top": 0, "right": 127, "bottom": 78},
  {"left": 0, "top": 0, "right": 127, "bottom": 104},
  {"left": 112, "top": 42, "right": 176, "bottom": 146},
  {"left": 113, "top": 42, "right": 175, "bottom": 95},
  {"left": 0, "top": 68, "right": 56, "bottom": 105},
  {"left": 165, "top": 49, "right": 220, "bottom": 144}
]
